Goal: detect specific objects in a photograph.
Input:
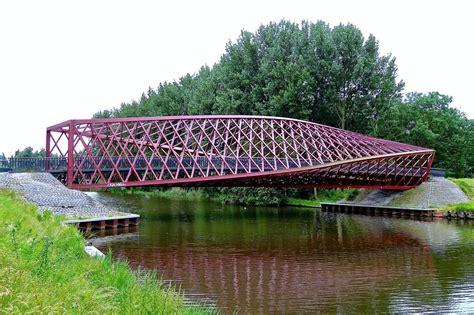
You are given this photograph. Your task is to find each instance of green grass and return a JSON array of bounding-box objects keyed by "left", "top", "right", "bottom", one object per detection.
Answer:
[
  {"left": 152, "top": 188, "right": 208, "bottom": 200},
  {"left": 438, "top": 178, "right": 474, "bottom": 212},
  {"left": 106, "top": 187, "right": 361, "bottom": 210},
  {"left": 106, "top": 187, "right": 209, "bottom": 201},
  {"left": 437, "top": 201, "right": 474, "bottom": 212},
  {"left": 286, "top": 189, "right": 358, "bottom": 208},
  {"left": 286, "top": 198, "right": 321, "bottom": 208},
  {"left": 449, "top": 178, "right": 474, "bottom": 199},
  {"left": 388, "top": 185, "right": 424, "bottom": 207},
  {"left": 0, "top": 189, "right": 213, "bottom": 314}
]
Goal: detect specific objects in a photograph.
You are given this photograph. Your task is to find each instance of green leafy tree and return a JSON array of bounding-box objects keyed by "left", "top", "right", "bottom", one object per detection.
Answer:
[
  {"left": 215, "top": 187, "right": 288, "bottom": 206},
  {"left": 377, "top": 92, "right": 474, "bottom": 177},
  {"left": 14, "top": 147, "right": 45, "bottom": 158},
  {"left": 96, "top": 20, "right": 403, "bottom": 134},
  {"left": 208, "top": 20, "right": 403, "bottom": 130}
]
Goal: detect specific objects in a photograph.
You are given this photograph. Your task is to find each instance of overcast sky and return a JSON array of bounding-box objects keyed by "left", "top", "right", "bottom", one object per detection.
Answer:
[{"left": 0, "top": 0, "right": 472, "bottom": 156}]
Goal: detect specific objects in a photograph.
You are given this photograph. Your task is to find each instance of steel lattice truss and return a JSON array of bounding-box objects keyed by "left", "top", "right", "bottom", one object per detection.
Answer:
[{"left": 46, "top": 115, "right": 435, "bottom": 190}]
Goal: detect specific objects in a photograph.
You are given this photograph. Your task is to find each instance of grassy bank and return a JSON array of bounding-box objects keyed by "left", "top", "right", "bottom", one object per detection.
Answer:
[
  {"left": 286, "top": 198, "right": 321, "bottom": 208},
  {"left": 438, "top": 201, "right": 474, "bottom": 212},
  {"left": 440, "top": 178, "right": 474, "bottom": 212},
  {"left": 105, "top": 187, "right": 358, "bottom": 208},
  {"left": 105, "top": 187, "right": 210, "bottom": 201},
  {"left": 286, "top": 189, "right": 358, "bottom": 208},
  {"left": 0, "top": 190, "right": 212, "bottom": 314},
  {"left": 450, "top": 178, "right": 474, "bottom": 199}
]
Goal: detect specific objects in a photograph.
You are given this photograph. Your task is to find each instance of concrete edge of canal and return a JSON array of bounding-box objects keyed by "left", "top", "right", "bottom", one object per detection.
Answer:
[
  {"left": 64, "top": 215, "right": 140, "bottom": 231},
  {"left": 321, "top": 202, "right": 474, "bottom": 220}
]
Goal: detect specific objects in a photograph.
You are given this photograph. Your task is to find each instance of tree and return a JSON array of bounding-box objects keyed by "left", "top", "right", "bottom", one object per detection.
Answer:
[
  {"left": 206, "top": 20, "right": 404, "bottom": 131},
  {"left": 377, "top": 92, "right": 474, "bottom": 177},
  {"left": 91, "top": 19, "right": 473, "bottom": 181},
  {"left": 14, "top": 147, "right": 45, "bottom": 158},
  {"left": 96, "top": 20, "right": 404, "bottom": 134}
]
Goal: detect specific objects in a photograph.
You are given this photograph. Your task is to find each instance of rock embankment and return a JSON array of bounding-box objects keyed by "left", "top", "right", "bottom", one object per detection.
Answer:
[
  {"left": 352, "top": 177, "right": 468, "bottom": 208},
  {"left": 352, "top": 189, "right": 402, "bottom": 206},
  {"left": 389, "top": 177, "right": 468, "bottom": 208},
  {"left": 0, "top": 172, "right": 120, "bottom": 218}
]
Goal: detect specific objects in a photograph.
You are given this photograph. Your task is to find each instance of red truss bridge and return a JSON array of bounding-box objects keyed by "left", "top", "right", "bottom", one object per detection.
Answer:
[{"left": 43, "top": 115, "right": 435, "bottom": 190}]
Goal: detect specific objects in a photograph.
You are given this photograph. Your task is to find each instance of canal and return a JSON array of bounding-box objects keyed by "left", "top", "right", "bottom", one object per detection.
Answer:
[{"left": 90, "top": 193, "right": 474, "bottom": 313}]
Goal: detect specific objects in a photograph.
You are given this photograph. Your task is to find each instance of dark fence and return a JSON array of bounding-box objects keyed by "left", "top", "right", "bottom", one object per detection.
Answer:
[
  {"left": 0, "top": 157, "right": 441, "bottom": 177},
  {"left": 0, "top": 157, "right": 314, "bottom": 173},
  {"left": 0, "top": 157, "right": 67, "bottom": 172}
]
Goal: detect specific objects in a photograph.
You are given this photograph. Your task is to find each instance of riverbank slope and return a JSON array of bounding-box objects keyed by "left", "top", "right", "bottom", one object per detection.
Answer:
[
  {"left": 388, "top": 177, "right": 468, "bottom": 208},
  {"left": 0, "top": 172, "right": 127, "bottom": 219},
  {"left": 0, "top": 189, "right": 211, "bottom": 313}
]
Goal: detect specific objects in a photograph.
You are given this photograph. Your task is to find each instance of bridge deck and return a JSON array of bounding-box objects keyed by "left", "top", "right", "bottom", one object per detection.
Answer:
[
  {"left": 4, "top": 115, "right": 435, "bottom": 189},
  {"left": 2, "top": 156, "right": 429, "bottom": 190},
  {"left": 2, "top": 157, "right": 428, "bottom": 176}
]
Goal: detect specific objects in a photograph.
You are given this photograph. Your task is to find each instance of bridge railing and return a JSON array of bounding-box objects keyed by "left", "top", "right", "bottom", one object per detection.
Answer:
[
  {"left": 1, "top": 156, "right": 318, "bottom": 173},
  {"left": 0, "top": 158, "right": 9, "bottom": 171},
  {"left": 69, "top": 156, "right": 317, "bottom": 172},
  {"left": 1, "top": 157, "right": 67, "bottom": 172},
  {"left": 1, "top": 156, "right": 431, "bottom": 179}
]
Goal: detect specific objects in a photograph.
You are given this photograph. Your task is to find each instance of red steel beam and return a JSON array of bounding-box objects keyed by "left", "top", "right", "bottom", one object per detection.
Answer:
[{"left": 45, "top": 116, "right": 435, "bottom": 190}]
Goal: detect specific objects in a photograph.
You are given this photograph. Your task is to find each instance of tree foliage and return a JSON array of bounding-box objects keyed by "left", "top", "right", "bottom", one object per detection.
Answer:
[
  {"left": 211, "top": 187, "right": 288, "bottom": 206},
  {"left": 94, "top": 20, "right": 403, "bottom": 133},
  {"left": 376, "top": 92, "right": 474, "bottom": 177},
  {"left": 14, "top": 147, "right": 45, "bottom": 158},
  {"left": 94, "top": 19, "right": 473, "bottom": 183}
]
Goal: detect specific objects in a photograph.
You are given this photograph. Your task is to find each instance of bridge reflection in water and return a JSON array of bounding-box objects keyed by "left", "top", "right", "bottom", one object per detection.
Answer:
[
  {"left": 117, "top": 237, "right": 433, "bottom": 313},
  {"left": 91, "top": 195, "right": 473, "bottom": 314}
]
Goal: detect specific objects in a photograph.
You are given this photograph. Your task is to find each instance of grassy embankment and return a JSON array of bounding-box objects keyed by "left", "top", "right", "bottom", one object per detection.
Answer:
[
  {"left": 286, "top": 198, "right": 322, "bottom": 207},
  {"left": 439, "top": 178, "right": 474, "bottom": 212},
  {"left": 286, "top": 189, "right": 358, "bottom": 208},
  {"left": 107, "top": 187, "right": 208, "bottom": 200},
  {"left": 106, "top": 187, "right": 357, "bottom": 208},
  {"left": 0, "top": 189, "right": 212, "bottom": 314}
]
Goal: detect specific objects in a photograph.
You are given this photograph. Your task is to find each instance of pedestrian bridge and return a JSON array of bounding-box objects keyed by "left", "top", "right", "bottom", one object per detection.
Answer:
[{"left": 6, "top": 115, "right": 435, "bottom": 190}]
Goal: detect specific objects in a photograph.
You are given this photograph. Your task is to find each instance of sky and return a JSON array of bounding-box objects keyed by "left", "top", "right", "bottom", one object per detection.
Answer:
[{"left": 0, "top": 0, "right": 472, "bottom": 156}]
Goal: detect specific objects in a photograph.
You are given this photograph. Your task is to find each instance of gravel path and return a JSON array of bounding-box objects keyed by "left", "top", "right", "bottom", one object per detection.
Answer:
[{"left": 0, "top": 172, "right": 122, "bottom": 218}]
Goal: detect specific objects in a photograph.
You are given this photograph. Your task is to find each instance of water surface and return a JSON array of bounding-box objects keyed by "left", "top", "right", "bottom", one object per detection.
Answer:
[{"left": 90, "top": 193, "right": 474, "bottom": 313}]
